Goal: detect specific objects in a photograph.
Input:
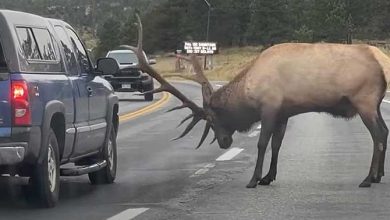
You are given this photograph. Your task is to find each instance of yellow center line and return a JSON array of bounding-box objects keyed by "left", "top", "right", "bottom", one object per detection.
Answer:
[{"left": 119, "top": 92, "right": 171, "bottom": 122}]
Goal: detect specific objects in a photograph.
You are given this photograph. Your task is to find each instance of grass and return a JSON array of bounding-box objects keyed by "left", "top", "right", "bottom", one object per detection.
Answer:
[
  {"left": 380, "top": 47, "right": 390, "bottom": 56},
  {"left": 153, "top": 44, "right": 390, "bottom": 81},
  {"left": 153, "top": 46, "right": 263, "bottom": 81}
]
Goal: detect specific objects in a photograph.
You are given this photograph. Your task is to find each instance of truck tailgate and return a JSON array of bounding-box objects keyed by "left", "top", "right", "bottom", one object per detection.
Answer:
[{"left": 0, "top": 76, "right": 11, "bottom": 131}]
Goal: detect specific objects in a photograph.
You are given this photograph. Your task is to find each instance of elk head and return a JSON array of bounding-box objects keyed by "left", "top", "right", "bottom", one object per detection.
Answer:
[{"left": 120, "top": 13, "right": 234, "bottom": 149}]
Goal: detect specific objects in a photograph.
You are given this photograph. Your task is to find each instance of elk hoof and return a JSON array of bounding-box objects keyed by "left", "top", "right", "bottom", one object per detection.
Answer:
[
  {"left": 246, "top": 180, "right": 258, "bottom": 188},
  {"left": 359, "top": 181, "right": 371, "bottom": 188},
  {"left": 372, "top": 176, "right": 382, "bottom": 183},
  {"left": 258, "top": 177, "right": 272, "bottom": 185}
]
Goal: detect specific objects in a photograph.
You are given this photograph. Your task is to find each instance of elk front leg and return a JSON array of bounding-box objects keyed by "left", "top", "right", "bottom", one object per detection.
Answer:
[
  {"left": 259, "top": 119, "right": 288, "bottom": 185},
  {"left": 246, "top": 113, "right": 276, "bottom": 188}
]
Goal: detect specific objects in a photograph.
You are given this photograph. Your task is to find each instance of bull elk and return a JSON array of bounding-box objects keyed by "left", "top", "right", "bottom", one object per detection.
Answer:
[{"left": 121, "top": 14, "right": 390, "bottom": 188}]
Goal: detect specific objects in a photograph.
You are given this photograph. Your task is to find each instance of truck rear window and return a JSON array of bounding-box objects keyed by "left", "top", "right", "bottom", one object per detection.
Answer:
[
  {"left": 33, "top": 28, "right": 57, "bottom": 60},
  {"left": 16, "top": 27, "right": 40, "bottom": 60},
  {"left": 16, "top": 27, "right": 57, "bottom": 61}
]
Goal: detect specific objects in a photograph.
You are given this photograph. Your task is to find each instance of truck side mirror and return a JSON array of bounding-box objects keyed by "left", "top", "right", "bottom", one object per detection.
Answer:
[{"left": 96, "top": 58, "right": 119, "bottom": 75}]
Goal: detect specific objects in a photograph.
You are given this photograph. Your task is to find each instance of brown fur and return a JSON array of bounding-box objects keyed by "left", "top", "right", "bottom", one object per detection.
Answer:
[
  {"left": 214, "top": 43, "right": 387, "bottom": 122},
  {"left": 209, "top": 43, "right": 390, "bottom": 188}
]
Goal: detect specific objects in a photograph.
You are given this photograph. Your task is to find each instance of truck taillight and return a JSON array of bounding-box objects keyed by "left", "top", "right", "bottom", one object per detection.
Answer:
[{"left": 11, "top": 81, "right": 31, "bottom": 126}]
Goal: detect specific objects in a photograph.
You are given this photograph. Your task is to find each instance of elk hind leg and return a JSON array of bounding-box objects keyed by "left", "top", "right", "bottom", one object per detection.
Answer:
[
  {"left": 374, "top": 107, "right": 388, "bottom": 183},
  {"left": 358, "top": 107, "right": 386, "bottom": 187}
]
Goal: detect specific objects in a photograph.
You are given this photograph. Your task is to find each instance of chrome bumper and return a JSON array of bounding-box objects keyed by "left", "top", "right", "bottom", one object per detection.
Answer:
[{"left": 0, "top": 143, "right": 26, "bottom": 165}]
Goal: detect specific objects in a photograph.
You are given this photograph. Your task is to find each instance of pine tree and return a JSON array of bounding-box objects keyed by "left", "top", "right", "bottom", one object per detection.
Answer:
[
  {"left": 95, "top": 17, "right": 122, "bottom": 57},
  {"left": 246, "top": 0, "right": 291, "bottom": 45}
]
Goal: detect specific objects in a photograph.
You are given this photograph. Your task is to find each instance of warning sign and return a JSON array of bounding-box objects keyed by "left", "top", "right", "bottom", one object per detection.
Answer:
[{"left": 183, "top": 42, "right": 218, "bottom": 55}]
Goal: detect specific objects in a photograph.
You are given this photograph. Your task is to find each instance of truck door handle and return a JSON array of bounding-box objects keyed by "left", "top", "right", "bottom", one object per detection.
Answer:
[{"left": 87, "top": 87, "right": 93, "bottom": 96}]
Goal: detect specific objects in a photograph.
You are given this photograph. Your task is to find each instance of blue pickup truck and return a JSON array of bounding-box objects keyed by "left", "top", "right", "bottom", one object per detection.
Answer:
[{"left": 0, "top": 10, "right": 120, "bottom": 207}]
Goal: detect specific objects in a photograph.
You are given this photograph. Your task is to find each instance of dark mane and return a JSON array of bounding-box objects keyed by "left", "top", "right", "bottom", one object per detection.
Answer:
[
  {"left": 211, "top": 58, "right": 261, "bottom": 132},
  {"left": 212, "top": 57, "right": 257, "bottom": 103},
  {"left": 228, "top": 57, "right": 257, "bottom": 84}
]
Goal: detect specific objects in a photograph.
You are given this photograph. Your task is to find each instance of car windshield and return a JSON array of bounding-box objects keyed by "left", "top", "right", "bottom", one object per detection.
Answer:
[{"left": 107, "top": 52, "right": 138, "bottom": 64}]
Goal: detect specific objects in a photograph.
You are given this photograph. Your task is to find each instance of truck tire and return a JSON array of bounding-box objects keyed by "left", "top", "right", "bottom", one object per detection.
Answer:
[
  {"left": 88, "top": 124, "right": 117, "bottom": 184},
  {"left": 145, "top": 93, "right": 154, "bottom": 101},
  {"left": 30, "top": 129, "right": 60, "bottom": 208},
  {"left": 144, "top": 80, "right": 154, "bottom": 101}
]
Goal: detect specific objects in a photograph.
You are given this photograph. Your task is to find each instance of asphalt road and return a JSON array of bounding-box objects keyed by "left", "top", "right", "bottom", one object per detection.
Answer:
[
  {"left": 1, "top": 83, "right": 390, "bottom": 220},
  {"left": 116, "top": 92, "right": 159, "bottom": 115}
]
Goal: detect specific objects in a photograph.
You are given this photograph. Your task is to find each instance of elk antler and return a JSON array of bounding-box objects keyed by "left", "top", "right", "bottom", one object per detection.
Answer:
[
  {"left": 168, "top": 55, "right": 214, "bottom": 105},
  {"left": 120, "top": 13, "right": 213, "bottom": 147}
]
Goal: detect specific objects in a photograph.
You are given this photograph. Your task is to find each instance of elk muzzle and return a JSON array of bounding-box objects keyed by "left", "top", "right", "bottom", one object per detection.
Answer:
[{"left": 218, "top": 135, "right": 233, "bottom": 149}]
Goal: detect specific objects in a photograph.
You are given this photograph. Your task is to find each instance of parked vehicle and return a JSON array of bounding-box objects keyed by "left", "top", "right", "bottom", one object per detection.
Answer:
[
  {"left": 0, "top": 10, "right": 120, "bottom": 207},
  {"left": 105, "top": 50, "right": 155, "bottom": 101}
]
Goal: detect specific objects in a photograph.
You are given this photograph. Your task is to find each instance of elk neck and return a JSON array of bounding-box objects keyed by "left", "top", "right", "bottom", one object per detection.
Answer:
[{"left": 210, "top": 66, "right": 261, "bottom": 132}]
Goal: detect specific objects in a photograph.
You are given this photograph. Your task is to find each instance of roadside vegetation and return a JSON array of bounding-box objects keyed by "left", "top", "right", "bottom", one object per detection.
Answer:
[
  {"left": 154, "top": 47, "right": 261, "bottom": 81},
  {"left": 155, "top": 44, "right": 390, "bottom": 81},
  {"left": 2, "top": 1, "right": 390, "bottom": 55},
  {"left": 2, "top": 0, "right": 390, "bottom": 80}
]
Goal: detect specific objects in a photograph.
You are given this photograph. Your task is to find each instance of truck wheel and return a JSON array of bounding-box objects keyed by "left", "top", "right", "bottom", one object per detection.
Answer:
[
  {"left": 144, "top": 81, "right": 154, "bottom": 101},
  {"left": 145, "top": 93, "right": 154, "bottom": 101},
  {"left": 30, "top": 129, "right": 60, "bottom": 208},
  {"left": 88, "top": 125, "right": 117, "bottom": 184}
]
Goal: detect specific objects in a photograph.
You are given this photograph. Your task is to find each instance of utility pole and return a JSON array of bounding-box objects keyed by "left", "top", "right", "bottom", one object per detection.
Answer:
[
  {"left": 203, "top": 0, "right": 211, "bottom": 69},
  {"left": 91, "top": 0, "right": 97, "bottom": 37},
  {"left": 204, "top": 0, "right": 211, "bottom": 41}
]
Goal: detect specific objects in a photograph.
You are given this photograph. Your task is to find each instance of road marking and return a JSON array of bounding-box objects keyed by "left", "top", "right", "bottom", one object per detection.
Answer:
[
  {"left": 248, "top": 130, "right": 260, "bottom": 137},
  {"left": 383, "top": 99, "right": 390, "bottom": 104},
  {"left": 119, "top": 92, "right": 170, "bottom": 122},
  {"left": 190, "top": 163, "right": 215, "bottom": 178},
  {"left": 204, "top": 163, "right": 216, "bottom": 168},
  {"left": 248, "top": 123, "right": 261, "bottom": 137},
  {"left": 216, "top": 147, "right": 244, "bottom": 161},
  {"left": 107, "top": 208, "right": 149, "bottom": 220}
]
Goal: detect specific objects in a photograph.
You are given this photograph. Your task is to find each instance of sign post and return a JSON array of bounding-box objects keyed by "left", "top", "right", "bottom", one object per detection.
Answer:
[{"left": 203, "top": 0, "right": 211, "bottom": 70}]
